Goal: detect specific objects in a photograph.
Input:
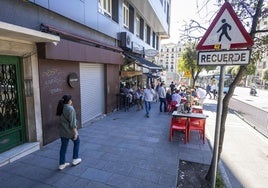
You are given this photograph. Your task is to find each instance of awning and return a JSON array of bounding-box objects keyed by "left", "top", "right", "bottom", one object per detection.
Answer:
[
  {"left": 143, "top": 73, "right": 160, "bottom": 79},
  {"left": 0, "top": 21, "right": 60, "bottom": 43},
  {"left": 124, "top": 52, "right": 162, "bottom": 71}
]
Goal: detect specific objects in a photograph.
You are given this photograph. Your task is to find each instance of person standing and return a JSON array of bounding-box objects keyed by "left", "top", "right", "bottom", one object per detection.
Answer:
[
  {"left": 158, "top": 82, "right": 167, "bottom": 112},
  {"left": 56, "top": 95, "right": 82, "bottom": 170},
  {"left": 211, "top": 82, "right": 218, "bottom": 99},
  {"left": 135, "top": 86, "right": 143, "bottom": 111},
  {"left": 195, "top": 86, "right": 206, "bottom": 107},
  {"left": 211, "top": 76, "right": 218, "bottom": 99},
  {"left": 143, "top": 84, "right": 155, "bottom": 118},
  {"left": 169, "top": 81, "right": 175, "bottom": 94},
  {"left": 206, "top": 84, "right": 212, "bottom": 99}
]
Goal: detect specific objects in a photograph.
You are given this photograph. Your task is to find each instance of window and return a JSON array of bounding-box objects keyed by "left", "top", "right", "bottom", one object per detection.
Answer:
[
  {"left": 98, "top": 0, "right": 119, "bottom": 22},
  {"left": 123, "top": 2, "right": 129, "bottom": 28},
  {"left": 156, "top": 36, "right": 159, "bottom": 50},
  {"left": 166, "top": 1, "right": 170, "bottom": 24},
  {"left": 146, "top": 25, "right": 151, "bottom": 44},
  {"left": 140, "top": 18, "right": 144, "bottom": 40},
  {"left": 136, "top": 16, "right": 140, "bottom": 37},
  {"left": 164, "top": 0, "right": 166, "bottom": 13},
  {"left": 129, "top": 5, "right": 134, "bottom": 33},
  {"left": 99, "top": 0, "right": 112, "bottom": 17},
  {"left": 152, "top": 32, "right": 156, "bottom": 48}
]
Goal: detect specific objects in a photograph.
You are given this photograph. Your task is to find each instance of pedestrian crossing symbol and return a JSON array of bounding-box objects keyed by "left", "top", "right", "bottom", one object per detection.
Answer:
[{"left": 197, "top": 2, "right": 253, "bottom": 50}]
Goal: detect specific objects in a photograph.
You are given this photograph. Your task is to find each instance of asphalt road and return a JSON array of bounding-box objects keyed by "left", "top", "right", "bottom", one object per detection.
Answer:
[
  {"left": 230, "top": 86, "right": 268, "bottom": 137},
  {"left": 204, "top": 87, "right": 268, "bottom": 188}
]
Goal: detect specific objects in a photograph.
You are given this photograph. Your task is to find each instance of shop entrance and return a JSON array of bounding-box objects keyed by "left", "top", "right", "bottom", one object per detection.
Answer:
[{"left": 0, "top": 56, "right": 26, "bottom": 153}]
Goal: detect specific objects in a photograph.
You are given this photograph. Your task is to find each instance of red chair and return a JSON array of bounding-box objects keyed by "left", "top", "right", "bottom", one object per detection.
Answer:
[
  {"left": 169, "top": 117, "right": 188, "bottom": 144},
  {"left": 188, "top": 118, "right": 206, "bottom": 144},
  {"left": 167, "top": 101, "right": 177, "bottom": 113}
]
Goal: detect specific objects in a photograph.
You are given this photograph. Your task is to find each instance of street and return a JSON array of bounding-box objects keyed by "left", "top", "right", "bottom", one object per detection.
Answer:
[
  {"left": 231, "top": 86, "right": 268, "bottom": 137},
  {"left": 204, "top": 86, "right": 268, "bottom": 188}
]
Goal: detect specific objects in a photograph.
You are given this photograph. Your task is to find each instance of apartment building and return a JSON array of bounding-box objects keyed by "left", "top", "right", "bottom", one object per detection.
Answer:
[
  {"left": 158, "top": 42, "right": 184, "bottom": 84},
  {"left": 254, "top": 16, "right": 268, "bottom": 88},
  {"left": 0, "top": 0, "right": 170, "bottom": 161}
]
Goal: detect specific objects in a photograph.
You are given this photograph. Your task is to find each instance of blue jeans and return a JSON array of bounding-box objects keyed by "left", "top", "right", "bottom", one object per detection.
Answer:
[
  {"left": 144, "top": 101, "right": 151, "bottom": 115},
  {"left": 159, "top": 98, "right": 167, "bottom": 112},
  {"left": 59, "top": 136, "right": 80, "bottom": 165}
]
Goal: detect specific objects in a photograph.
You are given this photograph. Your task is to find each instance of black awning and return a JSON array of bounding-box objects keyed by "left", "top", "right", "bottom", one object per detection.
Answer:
[
  {"left": 143, "top": 73, "right": 160, "bottom": 79},
  {"left": 124, "top": 52, "right": 162, "bottom": 71}
]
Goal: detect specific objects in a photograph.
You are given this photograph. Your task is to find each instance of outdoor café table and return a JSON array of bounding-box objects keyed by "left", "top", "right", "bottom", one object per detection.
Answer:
[
  {"left": 171, "top": 111, "right": 208, "bottom": 141},
  {"left": 171, "top": 111, "right": 207, "bottom": 120},
  {"left": 175, "top": 104, "right": 202, "bottom": 110}
]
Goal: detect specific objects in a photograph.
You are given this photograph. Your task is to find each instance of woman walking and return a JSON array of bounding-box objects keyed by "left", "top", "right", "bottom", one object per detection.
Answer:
[{"left": 56, "top": 95, "right": 82, "bottom": 170}]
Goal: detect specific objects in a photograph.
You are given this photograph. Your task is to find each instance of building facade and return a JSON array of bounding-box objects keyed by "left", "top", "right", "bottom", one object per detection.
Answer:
[
  {"left": 0, "top": 0, "right": 170, "bottom": 163},
  {"left": 158, "top": 42, "right": 184, "bottom": 85},
  {"left": 254, "top": 16, "right": 268, "bottom": 88}
]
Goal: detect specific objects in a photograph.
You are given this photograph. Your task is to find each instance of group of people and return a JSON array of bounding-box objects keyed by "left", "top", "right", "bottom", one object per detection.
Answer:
[
  {"left": 161, "top": 82, "right": 207, "bottom": 113},
  {"left": 119, "top": 81, "right": 208, "bottom": 117},
  {"left": 141, "top": 81, "right": 208, "bottom": 117}
]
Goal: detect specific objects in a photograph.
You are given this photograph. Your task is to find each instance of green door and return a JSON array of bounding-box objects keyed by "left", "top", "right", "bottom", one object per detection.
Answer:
[{"left": 0, "top": 56, "right": 26, "bottom": 153}]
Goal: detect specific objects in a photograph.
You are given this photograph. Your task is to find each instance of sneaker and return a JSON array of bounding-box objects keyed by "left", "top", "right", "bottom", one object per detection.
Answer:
[
  {"left": 72, "top": 158, "right": 82, "bottom": 166},
  {"left": 58, "top": 162, "right": 70, "bottom": 170}
]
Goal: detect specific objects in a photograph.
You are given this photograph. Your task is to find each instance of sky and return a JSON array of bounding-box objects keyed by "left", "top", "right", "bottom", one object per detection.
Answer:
[{"left": 162, "top": 0, "right": 221, "bottom": 44}]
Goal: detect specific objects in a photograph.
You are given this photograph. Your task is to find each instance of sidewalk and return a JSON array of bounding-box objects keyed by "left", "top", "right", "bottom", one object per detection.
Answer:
[{"left": 0, "top": 99, "right": 267, "bottom": 187}]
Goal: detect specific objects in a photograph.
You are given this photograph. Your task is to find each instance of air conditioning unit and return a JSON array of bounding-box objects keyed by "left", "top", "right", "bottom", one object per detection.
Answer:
[{"left": 120, "top": 32, "right": 132, "bottom": 49}]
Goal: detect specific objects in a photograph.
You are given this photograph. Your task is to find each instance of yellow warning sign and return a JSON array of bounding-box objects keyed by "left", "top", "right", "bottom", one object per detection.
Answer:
[{"left": 184, "top": 70, "right": 191, "bottom": 78}]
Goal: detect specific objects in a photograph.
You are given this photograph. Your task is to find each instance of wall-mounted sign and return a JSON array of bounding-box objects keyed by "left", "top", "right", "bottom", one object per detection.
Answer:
[
  {"left": 145, "top": 49, "right": 158, "bottom": 57},
  {"left": 132, "top": 42, "right": 144, "bottom": 54},
  {"left": 67, "top": 73, "right": 79, "bottom": 88}
]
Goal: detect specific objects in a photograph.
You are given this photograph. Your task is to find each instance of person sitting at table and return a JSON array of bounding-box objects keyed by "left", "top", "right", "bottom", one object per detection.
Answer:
[
  {"left": 172, "top": 89, "right": 182, "bottom": 104},
  {"left": 184, "top": 100, "right": 192, "bottom": 113},
  {"left": 166, "top": 89, "right": 172, "bottom": 104},
  {"left": 178, "top": 100, "right": 192, "bottom": 113}
]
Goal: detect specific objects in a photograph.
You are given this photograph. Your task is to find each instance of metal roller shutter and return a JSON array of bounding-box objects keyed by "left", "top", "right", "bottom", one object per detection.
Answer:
[{"left": 80, "top": 63, "right": 104, "bottom": 124}]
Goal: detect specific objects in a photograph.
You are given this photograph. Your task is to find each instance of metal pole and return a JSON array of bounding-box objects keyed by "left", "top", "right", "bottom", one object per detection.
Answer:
[{"left": 211, "top": 65, "right": 225, "bottom": 187}]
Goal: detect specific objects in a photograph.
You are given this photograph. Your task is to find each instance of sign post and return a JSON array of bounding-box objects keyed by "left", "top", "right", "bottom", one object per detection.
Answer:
[
  {"left": 210, "top": 65, "right": 224, "bottom": 188},
  {"left": 196, "top": 2, "right": 253, "bottom": 187}
]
